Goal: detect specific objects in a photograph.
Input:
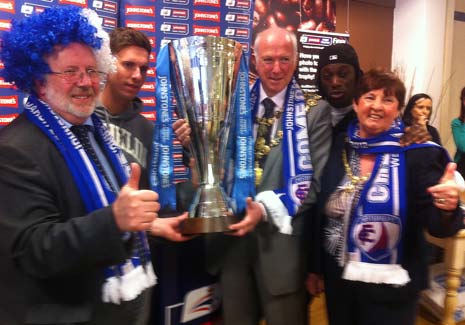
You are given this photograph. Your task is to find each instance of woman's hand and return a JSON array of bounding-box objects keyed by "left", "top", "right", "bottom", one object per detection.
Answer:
[
  {"left": 416, "top": 115, "right": 429, "bottom": 127},
  {"left": 428, "top": 162, "right": 460, "bottom": 211}
]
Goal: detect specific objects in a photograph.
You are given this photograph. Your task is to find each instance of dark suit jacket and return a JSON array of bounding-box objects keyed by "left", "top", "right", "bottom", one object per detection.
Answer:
[{"left": 0, "top": 114, "right": 132, "bottom": 324}]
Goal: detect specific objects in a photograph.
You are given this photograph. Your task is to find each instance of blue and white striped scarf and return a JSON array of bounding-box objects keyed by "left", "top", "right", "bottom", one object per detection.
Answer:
[
  {"left": 343, "top": 118, "right": 447, "bottom": 285},
  {"left": 250, "top": 78, "right": 313, "bottom": 217},
  {"left": 341, "top": 119, "right": 409, "bottom": 285},
  {"left": 24, "top": 95, "right": 156, "bottom": 304}
]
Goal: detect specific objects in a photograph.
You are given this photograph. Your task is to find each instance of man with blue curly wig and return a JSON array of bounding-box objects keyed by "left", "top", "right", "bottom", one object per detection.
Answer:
[{"left": 0, "top": 6, "right": 162, "bottom": 325}]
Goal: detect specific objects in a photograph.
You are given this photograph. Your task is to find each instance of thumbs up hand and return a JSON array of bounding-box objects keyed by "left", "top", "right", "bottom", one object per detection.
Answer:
[
  {"left": 112, "top": 163, "right": 160, "bottom": 232},
  {"left": 428, "top": 162, "right": 461, "bottom": 211}
]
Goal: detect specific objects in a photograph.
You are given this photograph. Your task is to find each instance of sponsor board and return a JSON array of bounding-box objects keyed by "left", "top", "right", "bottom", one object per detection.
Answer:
[
  {"left": 101, "top": 15, "right": 117, "bottom": 29},
  {"left": 224, "top": 27, "right": 249, "bottom": 38},
  {"left": 146, "top": 67, "right": 156, "bottom": 78},
  {"left": 125, "top": 5, "right": 155, "bottom": 17},
  {"left": 140, "top": 111, "right": 156, "bottom": 121},
  {"left": 160, "top": 7, "right": 189, "bottom": 20},
  {"left": 20, "top": 2, "right": 49, "bottom": 15},
  {"left": 0, "top": 95, "right": 18, "bottom": 108},
  {"left": 0, "top": 78, "right": 14, "bottom": 89},
  {"left": 0, "top": 19, "right": 11, "bottom": 31},
  {"left": 127, "top": 20, "right": 156, "bottom": 32},
  {"left": 0, "top": 113, "right": 18, "bottom": 125},
  {"left": 225, "top": 0, "right": 251, "bottom": 9},
  {"left": 141, "top": 82, "right": 156, "bottom": 92},
  {"left": 58, "top": 0, "right": 87, "bottom": 7},
  {"left": 160, "top": 22, "right": 189, "bottom": 35},
  {"left": 140, "top": 97, "right": 156, "bottom": 106},
  {"left": 0, "top": 0, "right": 15, "bottom": 14},
  {"left": 193, "top": 0, "right": 220, "bottom": 7},
  {"left": 193, "top": 10, "right": 220, "bottom": 22},
  {"left": 92, "top": 0, "right": 118, "bottom": 14},
  {"left": 224, "top": 12, "right": 250, "bottom": 25},
  {"left": 193, "top": 25, "right": 219, "bottom": 36},
  {"left": 163, "top": 0, "right": 189, "bottom": 5}
]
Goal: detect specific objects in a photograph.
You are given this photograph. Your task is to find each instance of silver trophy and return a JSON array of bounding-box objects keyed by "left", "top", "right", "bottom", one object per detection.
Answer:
[{"left": 168, "top": 36, "right": 243, "bottom": 234}]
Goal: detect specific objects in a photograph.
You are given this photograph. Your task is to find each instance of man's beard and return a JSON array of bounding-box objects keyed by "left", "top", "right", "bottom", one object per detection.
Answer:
[{"left": 44, "top": 85, "right": 96, "bottom": 119}]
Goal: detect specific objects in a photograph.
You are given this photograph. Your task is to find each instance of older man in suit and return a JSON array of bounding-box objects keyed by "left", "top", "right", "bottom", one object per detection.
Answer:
[
  {"left": 206, "top": 26, "right": 330, "bottom": 325},
  {"left": 0, "top": 6, "right": 188, "bottom": 325}
]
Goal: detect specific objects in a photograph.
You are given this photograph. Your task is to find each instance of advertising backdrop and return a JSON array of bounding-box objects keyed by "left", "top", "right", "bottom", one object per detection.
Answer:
[{"left": 0, "top": 1, "right": 342, "bottom": 324}]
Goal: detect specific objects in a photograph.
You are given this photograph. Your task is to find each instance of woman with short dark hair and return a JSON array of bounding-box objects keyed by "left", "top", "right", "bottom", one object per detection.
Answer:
[{"left": 318, "top": 68, "right": 462, "bottom": 325}]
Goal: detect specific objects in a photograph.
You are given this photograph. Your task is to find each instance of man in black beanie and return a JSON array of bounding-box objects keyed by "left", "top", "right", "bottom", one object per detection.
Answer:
[
  {"left": 304, "top": 43, "right": 362, "bottom": 298},
  {"left": 316, "top": 43, "right": 362, "bottom": 124}
]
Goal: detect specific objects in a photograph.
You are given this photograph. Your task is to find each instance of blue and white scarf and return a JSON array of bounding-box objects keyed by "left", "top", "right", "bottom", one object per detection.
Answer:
[
  {"left": 25, "top": 95, "right": 156, "bottom": 304},
  {"left": 250, "top": 78, "right": 312, "bottom": 219},
  {"left": 151, "top": 43, "right": 255, "bottom": 214},
  {"left": 342, "top": 118, "right": 445, "bottom": 285}
]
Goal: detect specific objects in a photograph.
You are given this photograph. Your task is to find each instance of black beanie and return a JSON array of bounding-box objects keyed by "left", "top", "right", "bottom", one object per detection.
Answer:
[{"left": 318, "top": 43, "right": 361, "bottom": 75}]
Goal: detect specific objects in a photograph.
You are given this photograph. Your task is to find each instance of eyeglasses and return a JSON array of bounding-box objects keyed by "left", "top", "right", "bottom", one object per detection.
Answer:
[{"left": 49, "top": 68, "right": 105, "bottom": 83}]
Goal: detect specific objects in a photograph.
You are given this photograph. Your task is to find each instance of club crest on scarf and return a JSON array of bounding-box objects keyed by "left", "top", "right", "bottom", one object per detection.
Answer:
[
  {"left": 291, "top": 175, "right": 311, "bottom": 203},
  {"left": 352, "top": 215, "right": 401, "bottom": 263}
]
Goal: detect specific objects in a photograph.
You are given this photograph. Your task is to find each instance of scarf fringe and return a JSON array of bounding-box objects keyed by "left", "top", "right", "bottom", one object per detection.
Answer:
[
  {"left": 342, "top": 261, "right": 411, "bottom": 286},
  {"left": 102, "top": 276, "right": 121, "bottom": 304},
  {"left": 144, "top": 262, "right": 158, "bottom": 287},
  {"left": 102, "top": 261, "right": 157, "bottom": 304},
  {"left": 120, "top": 264, "right": 146, "bottom": 301}
]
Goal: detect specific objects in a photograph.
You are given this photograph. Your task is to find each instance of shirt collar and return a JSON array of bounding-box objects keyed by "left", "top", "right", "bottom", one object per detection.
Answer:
[
  {"left": 59, "top": 115, "right": 94, "bottom": 129},
  {"left": 259, "top": 84, "right": 287, "bottom": 109}
]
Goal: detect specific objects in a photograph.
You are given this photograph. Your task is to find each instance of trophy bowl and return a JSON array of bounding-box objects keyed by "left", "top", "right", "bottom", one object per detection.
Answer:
[{"left": 168, "top": 36, "right": 244, "bottom": 234}]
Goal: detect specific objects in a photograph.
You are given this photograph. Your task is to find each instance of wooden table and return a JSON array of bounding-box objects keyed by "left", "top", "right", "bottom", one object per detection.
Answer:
[{"left": 425, "top": 229, "right": 465, "bottom": 325}]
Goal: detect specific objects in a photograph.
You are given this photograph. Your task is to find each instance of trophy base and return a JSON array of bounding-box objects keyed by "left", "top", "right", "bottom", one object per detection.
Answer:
[{"left": 180, "top": 215, "right": 239, "bottom": 235}]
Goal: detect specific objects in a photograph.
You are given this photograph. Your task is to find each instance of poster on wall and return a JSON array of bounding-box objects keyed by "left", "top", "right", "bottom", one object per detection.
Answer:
[
  {"left": 297, "top": 29, "right": 349, "bottom": 94},
  {"left": 250, "top": 0, "right": 336, "bottom": 80}
]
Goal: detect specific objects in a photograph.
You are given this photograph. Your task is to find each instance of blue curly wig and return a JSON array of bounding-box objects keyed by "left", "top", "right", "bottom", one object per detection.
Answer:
[{"left": 1, "top": 5, "right": 105, "bottom": 93}]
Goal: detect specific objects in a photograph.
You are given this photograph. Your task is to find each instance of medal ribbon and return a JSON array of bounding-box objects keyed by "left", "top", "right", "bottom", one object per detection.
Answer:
[{"left": 151, "top": 44, "right": 176, "bottom": 210}]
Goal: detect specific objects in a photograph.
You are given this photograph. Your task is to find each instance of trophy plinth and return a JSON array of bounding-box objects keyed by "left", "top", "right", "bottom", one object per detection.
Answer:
[{"left": 180, "top": 215, "right": 238, "bottom": 235}]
